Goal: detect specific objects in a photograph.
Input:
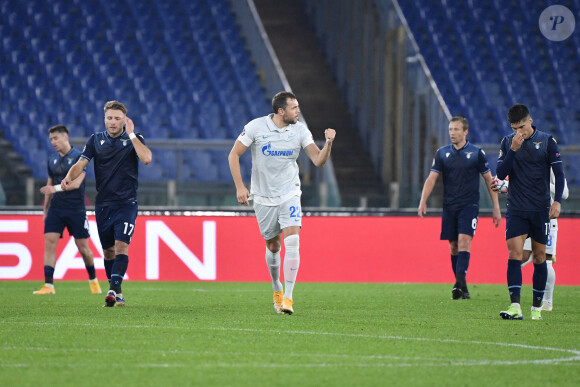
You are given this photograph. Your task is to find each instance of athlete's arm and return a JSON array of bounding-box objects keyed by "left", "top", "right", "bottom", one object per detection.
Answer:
[
  {"left": 550, "top": 162, "right": 565, "bottom": 219},
  {"left": 228, "top": 140, "right": 250, "bottom": 205},
  {"left": 418, "top": 171, "right": 439, "bottom": 217},
  {"left": 304, "top": 128, "right": 335, "bottom": 167},
  {"left": 482, "top": 171, "right": 501, "bottom": 227},
  {"left": 40, "top": 177, "right": 52, "bottom": 221},
  {"left": 61, "top": 158, "right": 89, "bottom": 191},
  {"left": 125, "top": 117, "right": 152, "bottom": 165},
  {"left": 496, "top": 138, "right": 513, "bottom": 180}
]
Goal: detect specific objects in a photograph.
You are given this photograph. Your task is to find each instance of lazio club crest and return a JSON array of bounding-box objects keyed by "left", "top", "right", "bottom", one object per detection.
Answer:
[
  {"left": 533, "top": 142, "right": 542, "bottom": 149},
  {"left": 465, "top": 151, "right": 473, "bottom": 159}
]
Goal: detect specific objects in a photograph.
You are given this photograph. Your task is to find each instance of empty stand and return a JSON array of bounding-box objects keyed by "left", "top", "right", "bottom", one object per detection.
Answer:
[{"left": 0, "top": 0, "right": 269, "bottom": 183}]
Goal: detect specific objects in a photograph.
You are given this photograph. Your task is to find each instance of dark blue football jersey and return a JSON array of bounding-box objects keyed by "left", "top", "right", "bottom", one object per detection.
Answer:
[
  {"left": 81, "top": 131, "right": 144, "bottom": 205},
  {"left": 497, "top": 128, "right": 562, "bottom": 211},
  {"left": 47, "top": 148, "right": 86, "bottom": 209},
  {"left": 431, "top": 142, "right": 490, "bottom": 210}
]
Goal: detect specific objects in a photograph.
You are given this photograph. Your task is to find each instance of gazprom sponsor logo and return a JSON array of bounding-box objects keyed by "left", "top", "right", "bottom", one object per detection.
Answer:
[{"left": 262, "top": 143, "right": 293, "bottom": 157}]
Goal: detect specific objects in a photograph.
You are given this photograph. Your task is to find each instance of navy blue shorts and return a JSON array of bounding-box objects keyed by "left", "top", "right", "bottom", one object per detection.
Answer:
[
  {"left": 440, "top": 205, "right": 479, "bottom": 241},
  {"left": 505, "top": 208, "right": 550, "bottom": 244},
  {"left": 44, "top": 207, "right": 90, "bottom": 239},
  {"left": 95, "top": 201, "right": 138, "bottom": 249}
]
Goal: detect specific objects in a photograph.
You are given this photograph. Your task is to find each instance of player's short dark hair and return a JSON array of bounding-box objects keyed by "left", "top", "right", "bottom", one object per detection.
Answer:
[
  {"left": 450, "top": 116, "right": 469, "bottom": 131},
  {"left": 104, "top": 100, "right": 128, "bottom": 114},
  {"left": 272, "top": 91, "right": 297, "bottom": 113},
  {"left": 508, "top": 104, "right": 530, "bottom": 124},
  {"left": 48, "top": 124, "right": 69, "bottom": 135}
]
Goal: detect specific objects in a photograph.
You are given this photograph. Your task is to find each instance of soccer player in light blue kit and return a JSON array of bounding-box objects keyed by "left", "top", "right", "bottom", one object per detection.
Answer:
[
  {"left": 62, "top": 101, "right": 152, "bottom": 307},
  {"left": 418, "top": 116, "right": 501, "bottom": 300},
  {"left": 496, "top": 104, "right": 565, "bottom": 321},
  {"left": 228, "top": 91, "right": 336, "bottom": 314}
]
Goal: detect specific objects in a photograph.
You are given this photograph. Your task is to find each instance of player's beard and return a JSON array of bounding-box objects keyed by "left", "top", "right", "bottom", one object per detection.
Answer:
[{"left": 283, "top": 115, "right": 298, "bottom": 125}]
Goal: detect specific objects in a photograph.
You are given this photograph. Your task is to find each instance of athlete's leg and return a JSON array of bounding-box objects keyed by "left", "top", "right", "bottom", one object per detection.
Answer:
[
  {"left": 281, "top": 226, "right": 300, "bottom": 302},
  {"left": 448, "top": 240, "right": 458, "bottom": 278},
  {"left": 531, "top": 239, "right": 547, "bottom": 308},
  {"left": 75, "top": 238, "right": 96, "bottom": 279},
  {"left": 543, "top": 219, "right": 558, "bottom": 309},
  {"left": 542, "top": 254, "right": 555, "bottom": 309},
  {"left": 456, "top": 233, "right": 472, "bottom": 290},
  {"left": 43, "top": 232, "right": 60, "bottom": 284},
  {"left": 265, "top": 235, "right": 283, "bottom": 292},
  {"left": 110, "top": 240, "right": 129, "bottom": 294},
  {"left": 33, "top": 232, "right": 60, "bottom": 294},
  {"left": 506, "top": 235, "right": 527, "bottom": 304},
  {"left": 520, "top": 238, "right": 533, "bottom": 267}
]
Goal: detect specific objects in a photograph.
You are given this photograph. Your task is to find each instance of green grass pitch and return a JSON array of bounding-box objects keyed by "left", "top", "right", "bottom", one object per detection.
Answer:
[{"left": 1, "top": 281, "right": 579, "bottom": 386}]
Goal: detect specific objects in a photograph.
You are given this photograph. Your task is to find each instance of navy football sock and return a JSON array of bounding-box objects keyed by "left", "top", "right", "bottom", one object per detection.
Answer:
[
  {"left": 532, "top": 261, "right": 548, "bottom": 308},
  {"left": 456, "top": 251, "right": 470, "bottom": 288},
  {"left": 110, "top": 254, "right": 129, "bottom": 293},
  {"left": 104, "top": 259, "right": 114, "bottom": 283},
  {"left": 86, "top": 265, "right": 96, "bottom": 281},
  {"left": 451, "top": 254, "right": 458, "bottom": 277},
  {"left": 44, "top": 265, "right": 55, "bottom": 284},
  {"left": 507, "top": 259, "right": 522, "bottom": 304}
]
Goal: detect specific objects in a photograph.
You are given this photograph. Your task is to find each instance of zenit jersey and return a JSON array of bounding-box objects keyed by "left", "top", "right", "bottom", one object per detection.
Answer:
[
  {"left": 81, "top": 131, "right": 144, "bottom": 205},
  {"left": 498, "top": 128, "right": 562, "bottom": 211},
  {"left": 431, "top": 142, "right": 490, "bottom": 210},
  {"left": 237, "top": 114, "right": 314, "bottom": 198},
  {"left": 47, "top": 148, "right": 86, "bottom": 209}
]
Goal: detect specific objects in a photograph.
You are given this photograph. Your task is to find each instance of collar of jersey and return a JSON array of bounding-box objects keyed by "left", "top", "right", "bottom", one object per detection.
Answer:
[
  {"left": 106, "top": 130, "right": 127, "bottom": 140},
  {"left": 59, "top": 147, "right": 75, "bottom": 159},
  {"left": 267, "top": 114, "right": 291, "bottom": 132},
  {"left": 452, "top": 141, "right": 469, "bottom": 152}
]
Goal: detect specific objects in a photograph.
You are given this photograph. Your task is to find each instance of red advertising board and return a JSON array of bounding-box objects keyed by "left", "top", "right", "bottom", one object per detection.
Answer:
[{"left": 0, "top": 214, "right": 578, "bottom": 285}]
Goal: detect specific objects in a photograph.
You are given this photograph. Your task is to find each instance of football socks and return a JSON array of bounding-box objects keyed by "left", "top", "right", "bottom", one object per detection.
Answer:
[
  {"left": 86, "top": 265, "right": 96, "bottom": 281},
  {"left": 544, "top": 260, "right": 555, "bottom": 304},
  {"left": 455, "top": 251, "right": 470, "bottom": 288},
  {"left": 104, "top": 259, "right": 114, "bottom": 282},
  {"left": 265, "top": 248, "right": 283, "bottom": 292},
  {"left": 110, "top": 254, "right": 129, "bottom": 294},
  {"left": 532, "top": 262, "right": 547, "bottom": 308},
  {"left": 43, "top": 265, "right": 55, "bottom": 284},
  {"left": 507, "top": 259, "right": 522, "bottom": 304},
  {"left": 450, "top": 254, "right": 458, "bottom": 276},
  {"left": 283, "top": 235, "right": 300, "bottom": 301}
]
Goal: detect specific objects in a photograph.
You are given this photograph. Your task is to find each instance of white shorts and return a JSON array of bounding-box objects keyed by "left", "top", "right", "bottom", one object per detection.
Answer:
[
  {"left": 523, "top": 218, "right": 558, "bottom": 256},
  {"left": 253, "top": 196, "right": 302, "bottom": 240}
]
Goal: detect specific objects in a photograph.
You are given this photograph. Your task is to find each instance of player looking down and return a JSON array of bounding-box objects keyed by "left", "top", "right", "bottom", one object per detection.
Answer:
[{"left": 496, "top": 104, "right": 565, "bottom": 321}]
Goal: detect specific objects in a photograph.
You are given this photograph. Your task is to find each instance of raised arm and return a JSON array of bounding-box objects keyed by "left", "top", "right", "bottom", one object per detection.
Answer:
[
  {"left": 303, "top": 128, "right": 335, "bottom": 168},
  {"left": 125, "top": 117, "right": 152, "bottom": 165}
]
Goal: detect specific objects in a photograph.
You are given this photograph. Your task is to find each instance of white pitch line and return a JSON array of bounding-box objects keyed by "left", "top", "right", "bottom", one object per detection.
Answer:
[{"left": 2, "top": 321, "right": 579, "bottom": 366}]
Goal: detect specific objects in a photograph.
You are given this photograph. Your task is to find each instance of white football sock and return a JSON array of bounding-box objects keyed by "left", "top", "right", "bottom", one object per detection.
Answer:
[
  {"left": 543, "top": 261, "right": 555, "bottom": 303},
  {"left": 283, "top": 235, "right": 300, "bottom": 300},
  {"left": 520, "top": 256, "right": 533, "bottom": 267},
  {"left": 265, "top": 248, "right": 283, "bottom": 292}
]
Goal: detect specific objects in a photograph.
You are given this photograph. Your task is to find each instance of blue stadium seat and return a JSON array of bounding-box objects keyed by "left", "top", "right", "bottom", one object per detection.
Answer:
[{"left": 1, "top": 0, "right": 269, "bottom": 183}]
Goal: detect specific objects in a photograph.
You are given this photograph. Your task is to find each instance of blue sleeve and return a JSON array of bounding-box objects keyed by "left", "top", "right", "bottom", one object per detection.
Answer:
[
  {"left": 548, "top": 137, "right": 565, "bottom": 203},
  {"left": 47, "top": 157, "right": 53, "bottom": 179},
  {"left": 552, "top": 162, "right": 565, "bottom": 203},
  {"left": 496, "top": 137, "right": 512, "bottom": 180},
  {"left": 431, "top": 149, "right": 442, "bottom": 173},
  {"left": 136, "top": 132, "right": 146, "bottom": 145},
  {"left": 81, "top": 135, "right": 95, "bottom": 161},
  {"left": 478, "top": 149, "right": 490, "bottom": 174}
]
